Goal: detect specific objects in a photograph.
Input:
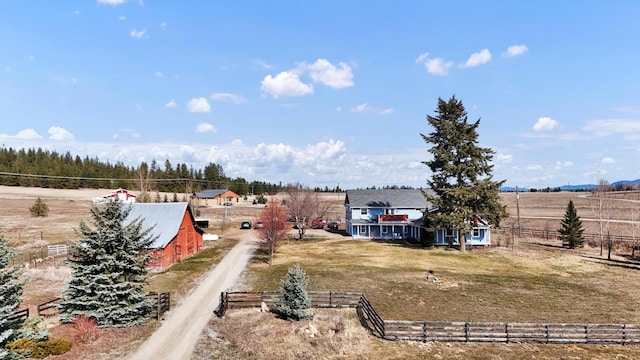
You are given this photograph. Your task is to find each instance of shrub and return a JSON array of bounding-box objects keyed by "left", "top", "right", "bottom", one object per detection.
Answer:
[
  {"left": 29, "top": 197, "right": 49, "bottom": 217},
  {"left": 6, "top": 337, "right": 72, "bottom": 358},
  {"left": 72, "top": 315, "right": 101, "bottom": 343}
]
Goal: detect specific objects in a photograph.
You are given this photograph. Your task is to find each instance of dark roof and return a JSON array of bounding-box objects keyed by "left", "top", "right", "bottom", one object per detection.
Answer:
[
  {"left": 125, "top": 202, "right": 202, "bottom": 249},
  {"left": 195, "top": 189, "right": 226, "bottom": 199},
  {"left": 345, "top": 189, "right": 433, "bottom": 209}
]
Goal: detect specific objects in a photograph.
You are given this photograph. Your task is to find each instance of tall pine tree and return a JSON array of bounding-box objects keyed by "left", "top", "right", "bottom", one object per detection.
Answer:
[
  {"left": 0, "top": 234, "right": 25, "bottom": 360},
  {"left": 274, "top": 265, "right": 313, "bottom": 321},
  {"left": 421, "top": 96, "right": 507, "bottom": 251},
  {"left": 559, "top": 200, "right": 585, "bottom": 248},
  {"left": 59, "top": 201, "right": 155, "bottom": 327}
]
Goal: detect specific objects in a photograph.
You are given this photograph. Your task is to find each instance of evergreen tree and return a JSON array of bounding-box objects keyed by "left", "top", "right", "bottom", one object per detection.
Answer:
[
  {"left": 29, "top": 197, "right": 49, "bottom": 217},
  {"left": 421, "top": 96, "right": 508, "bottom": 251},
  {"left": 0, "top": 234, "right": 25, "bottom": 360},
  {"left": 559, "top": 200, "right": 585, "bottom": 248},
  {"left": 59, "top": 201, "right": 155, "bottom": 327},
  {"left": 274, "top": 265, "right": 313, "bottom": 321}
]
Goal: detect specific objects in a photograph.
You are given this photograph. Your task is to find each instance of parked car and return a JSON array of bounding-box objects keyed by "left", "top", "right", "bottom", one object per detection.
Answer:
[
  {"left": 311, "top": 219, "right": 325, "bottom": 229},
  {"left": 240, "top": 221, "right": 252, "bottom": 229},
  {"left": 254, "top": 221, "right": 264, "bottom": 229},
  {"left": 328, "top": 221, "right": 339, "bottom": 230}
]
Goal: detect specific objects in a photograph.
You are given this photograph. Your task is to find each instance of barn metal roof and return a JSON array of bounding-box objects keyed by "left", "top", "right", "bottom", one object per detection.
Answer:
[
  {"left": 345, "top": 189, "right": 433, "bottom": 209},
  {"left": 125, "top": 202, "right": 200, "bottom": 249}
]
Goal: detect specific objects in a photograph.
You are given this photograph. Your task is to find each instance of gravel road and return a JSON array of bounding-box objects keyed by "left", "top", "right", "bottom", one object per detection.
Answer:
[{"left": 127, "top": 233, "right": 258, "bottom": 360}]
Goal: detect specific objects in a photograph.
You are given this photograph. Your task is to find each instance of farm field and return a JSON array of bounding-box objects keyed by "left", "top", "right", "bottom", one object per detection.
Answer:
[{"left": 1, "top": 185, "right": 639, "bottom": 359}]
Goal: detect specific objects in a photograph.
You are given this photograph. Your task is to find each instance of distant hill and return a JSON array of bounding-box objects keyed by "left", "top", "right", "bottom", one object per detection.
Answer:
[{"left": 501, "top": 179, "right": 640, "bottom": 192}]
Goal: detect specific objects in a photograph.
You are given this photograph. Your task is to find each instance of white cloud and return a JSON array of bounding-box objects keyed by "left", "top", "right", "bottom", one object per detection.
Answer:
[
  {"left": 196, "top": 123, "right": 217, "bottom": 133},
  {"left": 304, "top": 59, "right": 354, "bottom": 89},
  {"left": 415, "top": 52, "right": 429, "bottom": 63},
  {"left": 555, "top": 160, "right": 573, "bottom": 169},
  {"left": 350, "top": 103, "right": 394, "bottom": 115},
  {"left": 118, "top": 16, "right": 126, "bottom": 21},
  {"left": 74, "top": 10, "right": 80, "bottom": 15},
  {"left": 160, "top": 22, "right": 167, "bottom": 30},
  {"left": 28, "top": 55, "right": 35, "bottom": 61},
  {"left": 533, "top": 116, "right": 559, "bottom": 131},
  {"left": 164, "top": 99, "right": 178, "bottom": 108},
  {"left": 97, "top": 0, "right": 126, "bottom": 5},
  {"left": 130, "top": 28, "right": 147, "bottom": 39},
  {"left": 261, "top": 71, "right": 313, "bottom": 98},
  {"left": 48, "top": 126, "right": 74, "bottom": 140},
  {"left": 526, "top": 164, "right": 543, "bottom": 171},
  {"left": 252, "top": 59, "right": 273, "bottom": 70},
  {"left": 496, "top": 153, "right": 513, "bottom": 163},
  {"left": 15, "top": 129, "right": 42, "bottom": 139},
  {"left": 462, "top": 49, "right": 492, "bottom": 67},
  {"left": 51, "top": 76, "right": 77, "bottom": 85},
  {"left": 135, "top": 104, "right": 142, "bottom": 111},
  {"left": 601, "top": 157, "right": 616, "bottom": 164},
  {"left": 211, "top": 93, "right": 246, "bottom": 104},
  {"left": 582, "top": 119, "right": 640, "bottom": 137},
  {"left": 187, "top": 97, "right": 211, "bottom": 113},
  {"left": 505, "top": 44, "right": 528, "bottom": 57},
  {"left": 424, "top": 58, "right": 453, "bottom": 76},
  {"left": 155, "top": 71, "right": 164, "bottom": 78}
]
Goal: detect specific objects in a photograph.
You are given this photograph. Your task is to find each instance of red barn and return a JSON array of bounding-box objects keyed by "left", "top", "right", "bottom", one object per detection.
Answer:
[{"left": 126, "top": 202, "right": 204, "bottom": 268}]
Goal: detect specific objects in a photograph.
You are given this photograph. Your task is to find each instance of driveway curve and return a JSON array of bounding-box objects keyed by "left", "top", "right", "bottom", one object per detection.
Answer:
[{"left": 127, "top": 233, "right": 258, "bottom": 360}]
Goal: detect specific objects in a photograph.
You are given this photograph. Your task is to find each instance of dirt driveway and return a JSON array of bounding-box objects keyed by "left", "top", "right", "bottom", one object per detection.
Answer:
[{"left": 127, "top": 232, "right": 258, "bottom": 360}]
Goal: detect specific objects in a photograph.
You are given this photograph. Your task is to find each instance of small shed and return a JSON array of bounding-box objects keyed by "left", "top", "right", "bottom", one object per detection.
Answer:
[{"left": 126, "top": 202, "right": 204, "bottom": 268}]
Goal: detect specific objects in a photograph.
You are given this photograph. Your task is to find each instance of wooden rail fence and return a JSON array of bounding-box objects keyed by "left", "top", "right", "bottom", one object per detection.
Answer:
[
  {"left": 148, "top": 292, "right": 170, "bottom": 321},
  {"left": 216, "top": 290, "right": 640, "bottom": 345},
  {"left": 10, "top": 308, "right": 29, "bottom": 322}
]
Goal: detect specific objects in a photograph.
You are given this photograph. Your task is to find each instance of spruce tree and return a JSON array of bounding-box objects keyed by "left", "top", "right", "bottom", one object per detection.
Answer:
[
  {"left": 29, "top": 197, "right": 49, "bottom": 217},
  {"left": 421, "top": 96, "right": 507, "bottom": 250},
  {"left": 59, "top": 200, "right": 155, "bottom": 327},
  {"left": 559, "top": 200, "right": 585, "bottom": 248},
  {"left": 274, "top": 265, "right": 313, "bottom": 321},
  {"left": 0, "top": 234, "right": 25, "bottom": 360}
]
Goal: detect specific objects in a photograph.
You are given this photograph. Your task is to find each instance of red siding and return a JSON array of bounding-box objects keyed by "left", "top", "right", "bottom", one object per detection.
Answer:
[{"left": 148, "top": 210, "right": 203, "bottom": 268}]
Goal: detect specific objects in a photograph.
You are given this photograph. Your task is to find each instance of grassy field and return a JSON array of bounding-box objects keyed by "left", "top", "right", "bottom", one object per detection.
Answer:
[{"left": 201, "top": 237, "right": 640, "bottom": 359}]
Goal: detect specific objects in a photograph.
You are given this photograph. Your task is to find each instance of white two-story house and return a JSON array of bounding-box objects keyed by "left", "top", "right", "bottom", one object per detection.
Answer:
[{"left": 344, "top": 189, "right": 431, "bottom": 240}]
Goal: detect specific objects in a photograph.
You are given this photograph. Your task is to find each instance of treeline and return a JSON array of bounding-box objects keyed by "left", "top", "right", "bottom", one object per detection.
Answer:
[{"left": 0, "top": 147, "right": 281, "bottom": 196}]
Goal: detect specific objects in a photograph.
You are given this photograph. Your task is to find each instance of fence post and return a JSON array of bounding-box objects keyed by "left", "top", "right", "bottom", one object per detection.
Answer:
[
  {"left": 622, "top": 324, "right": 626, "bottom": 345},
  {"left": 329, "top": 291, "right": 332, "bottom": 307},
  {"left": 505, "top": 323, "right": 509, "bottom": 343},
  {"left": 423, "top": 321, "right": 428, "bottom": 342},
  {"left": 584, "top": 324, "right": 588, "bottom": 342},
  {"left": 545, "top": 324, "right": 549, "bottom": 344},
  {"left": 464, "top": 322, "right": 469, "bottom": 342},
  {"left": 156, "top": 293, "right": 161, "bottom": 321}
]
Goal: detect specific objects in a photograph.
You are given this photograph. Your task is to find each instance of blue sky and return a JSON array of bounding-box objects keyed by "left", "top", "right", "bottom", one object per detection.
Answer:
[{"left": 1, "top": 0, "right": 639, "bottom": 190}]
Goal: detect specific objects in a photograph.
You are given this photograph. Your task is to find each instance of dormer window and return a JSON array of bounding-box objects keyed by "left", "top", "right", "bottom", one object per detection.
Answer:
[{"left": 360, "top": 208, "right": 367, "bottom": 215}]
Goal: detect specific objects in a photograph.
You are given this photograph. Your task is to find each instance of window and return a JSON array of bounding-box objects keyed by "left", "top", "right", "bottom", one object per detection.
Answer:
[
  {"left": 360, "top": 208, "right": 367, "bottom": 215},
  {"left": 473, "top": 228, "right": 480, "bottom": 237},
  {"left": 382, "top": 226, "right": 388, "bottom": 234},
  {"left": 445, "top": 228, "right": 455, "bottom": 237},
  {"left": 385, "top": 208, "right": 395, "bottom": 215},
  {"left": 359, "top": 225, "right": 367, "bottom": 234}
]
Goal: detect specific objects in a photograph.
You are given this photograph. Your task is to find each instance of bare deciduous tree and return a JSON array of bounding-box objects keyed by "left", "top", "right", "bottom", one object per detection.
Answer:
[
  {"left": 589, "top": 179, "right": 612, "bottom": 257},
  {"left": 283, "top": 183, "right": 332, "bottom": 240},
  {"left": 256, "top": 200, "right": 288, "bottom": 265}
]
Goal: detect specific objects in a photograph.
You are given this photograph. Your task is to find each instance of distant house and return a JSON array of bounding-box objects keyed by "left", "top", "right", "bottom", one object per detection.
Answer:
[
  {"left": 93, "top": 188, "right": 136, "bottom": 204},
  {"left": 345, "top": 189, "right": 429, "bottom": 240},
  {"left": 194, "top": 189, "right": 241, "bottom": 206},
  {"left": 126, "top": 202, "right": 204, "bottom": 268},
  {"left": 344, "top": 189, "right": 491, "bottom": 246}
]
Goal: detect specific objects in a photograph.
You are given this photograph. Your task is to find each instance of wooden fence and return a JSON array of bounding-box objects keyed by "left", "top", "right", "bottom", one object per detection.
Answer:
[
  {"left": 216, "top": 290, "right": 640, "bottom": 345},
  {"left": 215, "top": 290, "right": 362, "bottom": 317},
  {"left": 148, "top": 292, "right": 170, "bottom": 321},
  {"left": 37, "top": 297, "right": 61, "bottom": 317},
  {"left": 10, "top": 308, "right": 29, "bottom": 322}
]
